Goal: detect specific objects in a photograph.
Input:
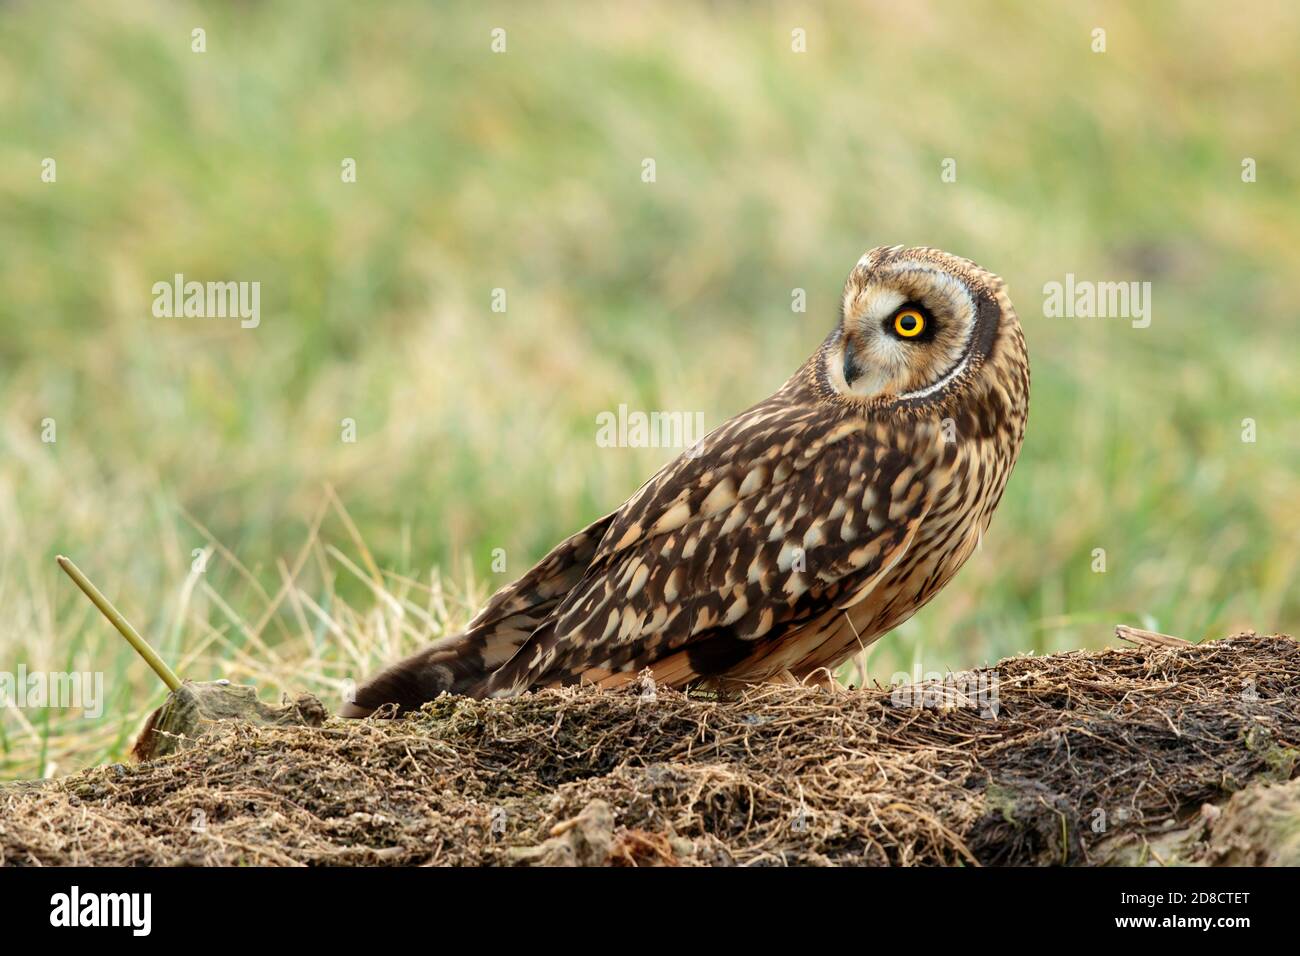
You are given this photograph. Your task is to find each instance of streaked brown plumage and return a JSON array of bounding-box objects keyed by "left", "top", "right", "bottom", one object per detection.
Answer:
[{"left": 343, "top": 245, "right": 1029, "bottom": 716}]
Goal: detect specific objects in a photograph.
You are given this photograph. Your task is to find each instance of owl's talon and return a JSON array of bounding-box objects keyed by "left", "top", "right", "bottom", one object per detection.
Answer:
[
  {"left": 802, "top": 668, "right": 846, "bottom": 693},
  {"left": 764, "top": 669, "right": 801, "bottom": 687}
]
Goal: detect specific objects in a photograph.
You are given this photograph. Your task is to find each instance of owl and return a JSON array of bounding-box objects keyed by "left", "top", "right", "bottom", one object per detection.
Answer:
[{"left": 342, "top": 245, "right": 1029, "bottom": 716}]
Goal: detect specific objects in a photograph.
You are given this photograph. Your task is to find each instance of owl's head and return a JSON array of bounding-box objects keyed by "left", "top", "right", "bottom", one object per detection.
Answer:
[{"left": 820, "top": 245, "right": 1025, "bottom": 414}]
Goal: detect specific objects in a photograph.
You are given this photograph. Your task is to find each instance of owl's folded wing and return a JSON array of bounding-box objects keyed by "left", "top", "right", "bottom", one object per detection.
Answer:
[
  {"left": 344, "top": 512, "right": 615, "bottom": 712},
  {"left": 485, "top": 402, "right": 946, "bottom": 694}
]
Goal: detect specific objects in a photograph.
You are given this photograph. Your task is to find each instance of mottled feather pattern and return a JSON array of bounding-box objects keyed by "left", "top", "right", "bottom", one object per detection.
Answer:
[
  {"left": 345, "top": 246, "right": 1029, "bottom": 716},
  {"left": 487, "top": 389, "right": 946, "bottom": 695},
  {"left": 348, "top": 516, "right": 614, "bottom": 703}
]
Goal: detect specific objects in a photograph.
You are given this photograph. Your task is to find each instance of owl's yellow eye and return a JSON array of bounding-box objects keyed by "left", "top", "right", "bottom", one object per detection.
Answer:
[{"left": 893, "top": 309, "right": 925, "bottom": 338}]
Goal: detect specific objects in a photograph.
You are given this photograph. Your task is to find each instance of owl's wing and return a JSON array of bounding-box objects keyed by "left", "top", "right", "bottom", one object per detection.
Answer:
[
  {"left": 346, "top": 513, "right": 614, "bottom": 712},
  {"left": 461, "top": 513, "right": 616, "bottom": 665},
  {"left": 486, "top": 398, "right": 947, "bottom": 694}
]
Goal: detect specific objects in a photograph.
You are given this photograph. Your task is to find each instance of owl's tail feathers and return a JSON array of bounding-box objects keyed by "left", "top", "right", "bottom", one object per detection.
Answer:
[{"left": 340, "top": 634, "right": 491, "bottom": 717}]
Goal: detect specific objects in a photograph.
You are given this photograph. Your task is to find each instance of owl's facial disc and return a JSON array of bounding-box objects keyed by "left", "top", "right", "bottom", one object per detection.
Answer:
[{"left": 827, "top": 247, "right": 991, "bottom": 406}]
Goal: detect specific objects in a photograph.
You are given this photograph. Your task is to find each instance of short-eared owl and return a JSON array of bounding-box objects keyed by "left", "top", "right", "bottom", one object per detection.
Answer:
[{"left": 343, "top": 245, "right": 1029, "bottom": 716}]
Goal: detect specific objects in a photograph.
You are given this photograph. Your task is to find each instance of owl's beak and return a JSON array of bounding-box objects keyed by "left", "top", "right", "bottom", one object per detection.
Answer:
[{"left": 842, "top": 342, "right": 865, "bottom": 388}]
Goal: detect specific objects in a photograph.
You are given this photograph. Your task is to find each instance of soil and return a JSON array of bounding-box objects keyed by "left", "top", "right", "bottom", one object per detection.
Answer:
[{"left": 2, "top": 631, "right": 1297, "bottom": 866}]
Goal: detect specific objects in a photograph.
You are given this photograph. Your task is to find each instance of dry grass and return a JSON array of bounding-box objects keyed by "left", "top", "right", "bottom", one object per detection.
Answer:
[
  {"left": 0, "top": 493, "right": 487, "bottom": 781},
  {"left": 3, "top": 632, "right": 1296, "bottom": 866}
]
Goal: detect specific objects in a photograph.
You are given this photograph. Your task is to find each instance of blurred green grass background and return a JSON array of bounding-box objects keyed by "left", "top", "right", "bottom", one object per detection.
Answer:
[{"left": 2, "top": 0, "right": 1298, "bottom": 778}]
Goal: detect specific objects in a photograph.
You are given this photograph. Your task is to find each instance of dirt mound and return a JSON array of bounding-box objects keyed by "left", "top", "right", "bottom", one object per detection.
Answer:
[{"left": 2, "top": 632, "right": 1298, "bottom": 866}]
